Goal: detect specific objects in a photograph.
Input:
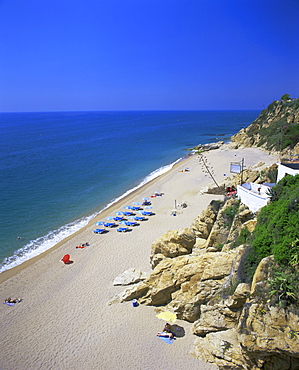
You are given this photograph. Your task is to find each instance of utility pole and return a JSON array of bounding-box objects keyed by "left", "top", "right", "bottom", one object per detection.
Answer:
[{"left": 240, "top": 158, "right": 244, "bottom": 185}]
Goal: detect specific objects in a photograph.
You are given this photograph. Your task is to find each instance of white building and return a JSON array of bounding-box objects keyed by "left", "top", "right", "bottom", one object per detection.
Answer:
[
  {"left": 277, "top": 162, "right": 299, "bottom": 182},
  {"left": 237, "top": 161, "right": 299, "bottom": 213},
  {"left": 237, "top": 182, "right": 274, "bottom": 213}
]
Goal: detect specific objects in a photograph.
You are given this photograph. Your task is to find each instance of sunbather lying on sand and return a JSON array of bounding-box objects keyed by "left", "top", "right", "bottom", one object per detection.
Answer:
[
  {"left": 156, "top": 331, "right": 174, "bottom": 338},
  {"left": 157, "top": 322, "right": 175, "bottom": 338},
  {"left": 76, "top": 242, "right": 90, "bottom": 248},
  {"left": 4, "top": 297, "right": 22, "bottom": 304}
]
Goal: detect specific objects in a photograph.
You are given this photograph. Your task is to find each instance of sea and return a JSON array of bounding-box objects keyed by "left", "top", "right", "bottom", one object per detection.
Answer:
[{"left": 0, "top": 110, "right": 259, "bottom": 273}]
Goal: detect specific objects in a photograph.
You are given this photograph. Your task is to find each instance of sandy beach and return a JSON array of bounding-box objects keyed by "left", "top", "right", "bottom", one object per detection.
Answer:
[{"left": 0, "top": 146, "right": 277, "bottom": 370}]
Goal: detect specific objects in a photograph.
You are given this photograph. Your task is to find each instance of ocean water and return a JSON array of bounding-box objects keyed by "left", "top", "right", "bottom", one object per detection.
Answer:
[{"left": 0, "top": 110, "right": 259, "bottom": 273}]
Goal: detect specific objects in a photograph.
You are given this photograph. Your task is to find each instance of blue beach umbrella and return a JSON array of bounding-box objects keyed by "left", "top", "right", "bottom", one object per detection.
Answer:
[
  {"left": 142, "top": 197, "right": 149, "bottom": 201},
  {"left": 106, "top": 216, "right": 114, "bottom": 220},
  {"left": 134, "top": 216, "right": 145, "bottom": 221},
  {"left": 131, "top": 206, "right": 141, "bottom": 211},
  {"left": 133, "top": 202, "right": 141, "bottom": 205},
  {"left": 114, "top": 216, "right": 124, "bottom": 221},
  {"left": 145, "top": 206, "right": 152, "bottom": 209},
  {"left": 95, "top": 221, "right": 104, "bottom": 226},
  {"left": 124, "top": 206, "right": 132, "bottom": 210},
  {"left": 115, "top": 211, "right": 124, "bottom": 216},
  {"left": 104, "top": 222, "right": 115, "bottom": 227},
  {"left": 127, "top": 221, "right": 137, "bottom": 226},
  {"left": 123, "top": 211, "right": 134, "bottom": 216},
  {"left": 117, "top": 226, "right": 129, "bottom": 232}
]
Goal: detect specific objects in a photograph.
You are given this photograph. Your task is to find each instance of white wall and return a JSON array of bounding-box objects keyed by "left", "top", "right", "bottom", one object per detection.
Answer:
[
  {"left": 277, "top": 163, "right": 299, "bottom": 182},
  {"left": 237, "top": 184, "right": 270, "bottom": 212}
]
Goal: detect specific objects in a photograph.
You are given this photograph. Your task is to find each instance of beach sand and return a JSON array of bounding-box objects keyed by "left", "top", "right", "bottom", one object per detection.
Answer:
[{"left": 0, "top": 146, "right": 277, "bottom": 370}]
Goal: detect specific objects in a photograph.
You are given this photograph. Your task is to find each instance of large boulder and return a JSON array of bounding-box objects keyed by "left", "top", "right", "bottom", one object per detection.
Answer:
[
  {"left": 113, "top": 268, "right": 149, "bottom": 286},
  {"left": 150, "top": 228, "right": 196, "bottom": 268}
]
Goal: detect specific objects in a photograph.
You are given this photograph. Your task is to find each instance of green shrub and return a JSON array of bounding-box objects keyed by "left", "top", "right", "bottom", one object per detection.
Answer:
[
  {"left": 269, "top": 267, "right": 299, "bottom": 306},
  {"left": 252, "top": 174, "right": 299, "bottom": 264},
  {"left": 243, "top": 175, "right": 299, "bottom": 293},
  {"left": 243, "top": 246, "right": 261, "bottom": 282},
  {"left": 234, "top": 227, "right": 252, "bottom": 247},
  {"left": 222, "top": 200, "right": 240, "bottom": 227}
]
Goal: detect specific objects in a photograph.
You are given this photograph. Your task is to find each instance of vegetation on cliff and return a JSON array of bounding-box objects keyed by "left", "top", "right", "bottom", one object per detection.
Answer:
[
  {"left": 245, "top": 174, "right": 299, "bottom": 306},
  {"left": 232, "top": 96, "right": 299, "bottom": 153}
]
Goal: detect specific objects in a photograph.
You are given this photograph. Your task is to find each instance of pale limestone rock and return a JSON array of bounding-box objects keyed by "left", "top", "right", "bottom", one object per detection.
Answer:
[
  {"left": 192, "top": 237, "right": 208, "bottom": 255},
  {"left": 150, "top": 228, "right": 196, "bottom": 268},
  {"left": 228, "top": 142, "right": 239, "bottom": 149},
  {"left": 192, "top": 328, "right": 252, "bottom": 369},
  {"left": 193, "top": 141, "right": 224, "bottom": 152},
  {"left": 149, "top": 253, "right": 165, "bottom": 268},
  {"left": 231, "top": 283, "right": 250, "bottom": 305},
  {"left": 250, "top": 256, "right": 274, "bottom": 297},
  {"left": 227, "top": 208, "right": 254, "bottom": 245},
  {"left": 192, "top": 302, "right": 241, "bottom": 336},
  {"left": 205, "top": 198, "right": 243, "bottom": 249},
  {"left": 113, "top": 268, "right": 149, "bottom": 286},
  {"left": 112, "top": 247, "right": 245, "bottom": 321},
  {"left": 108, "top": 281, "right": 149, "bottom": 305},
  {"left": 237, "top": 303, "right": 299, "bottom": 369},
  {"left": 190, "top": 201, "right": 220, "bottom": 239},
  {"left": 243, "top": 219, "right": 257, "bottom": 233}
]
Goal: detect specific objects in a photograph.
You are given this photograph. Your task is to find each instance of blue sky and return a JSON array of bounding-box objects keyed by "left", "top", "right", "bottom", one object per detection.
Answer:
[{"left": 0, "top": 0, "right": 298, "bottom": 112}]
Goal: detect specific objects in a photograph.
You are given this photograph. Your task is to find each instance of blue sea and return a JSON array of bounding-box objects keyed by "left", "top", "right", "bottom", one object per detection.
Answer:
[{"left": 0, "top": 110, "right": 258, "bottom": 273}]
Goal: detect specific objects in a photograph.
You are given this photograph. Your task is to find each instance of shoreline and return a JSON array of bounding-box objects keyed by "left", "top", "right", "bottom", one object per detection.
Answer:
[
  {"left": 0, "top": 146, "right": 277, "bottom": 370},
  {"left": 0, "top": 155, "right": 191, "bottom": 284}
]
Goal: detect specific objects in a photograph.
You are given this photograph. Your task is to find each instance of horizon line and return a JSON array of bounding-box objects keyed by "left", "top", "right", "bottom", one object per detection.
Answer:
[{"left": 0, "top": 108, "right": 261, "bottom": 114}]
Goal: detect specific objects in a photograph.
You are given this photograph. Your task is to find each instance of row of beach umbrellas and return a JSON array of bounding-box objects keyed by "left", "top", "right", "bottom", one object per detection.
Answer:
[{"left": 93, "top": 198, "right": 154, "bottom": 233}]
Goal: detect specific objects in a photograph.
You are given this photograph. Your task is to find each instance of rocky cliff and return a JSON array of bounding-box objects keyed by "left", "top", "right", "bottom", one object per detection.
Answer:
[
  {"left": 231, "top": 98, "right": 299, "bottom": 156},
  {"left": 109, "top": 195, "right": 299, "bottom": 369}
]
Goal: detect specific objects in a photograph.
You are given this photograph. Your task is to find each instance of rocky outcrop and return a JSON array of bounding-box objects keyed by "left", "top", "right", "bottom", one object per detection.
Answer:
[
  {"left": 192, "top": 141, "right": 224, "bottom": 152},
  {"left": 204, "top": 198, "right": 239, "bottom": 250},
  {"left": 231, "top": 98, "right": 299, "bottom": 155},
  {"left": 110, "top": 196, "right": 299, "bottom": 369},
  {"left": 192, "top": 302, "right": 299, "bottom": 370},
  {"left": 191, "top": 255, "right": 299, "bottom": 369},
  {"left": 111, "top": 246, "right": 245, "bottom": 322}
]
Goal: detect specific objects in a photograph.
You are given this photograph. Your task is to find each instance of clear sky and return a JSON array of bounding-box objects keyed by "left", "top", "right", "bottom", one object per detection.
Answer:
[{"left": 0, "top": 0, "right": 298, "bottom": 112}]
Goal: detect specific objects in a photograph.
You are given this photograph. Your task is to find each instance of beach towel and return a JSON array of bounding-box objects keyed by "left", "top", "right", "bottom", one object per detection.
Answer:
[
  {"left": 3, "top": 302, "right": 15, "bottom": 306},
  {"left": 157, "top": 335, "right": 175, "bottom": 344}
]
